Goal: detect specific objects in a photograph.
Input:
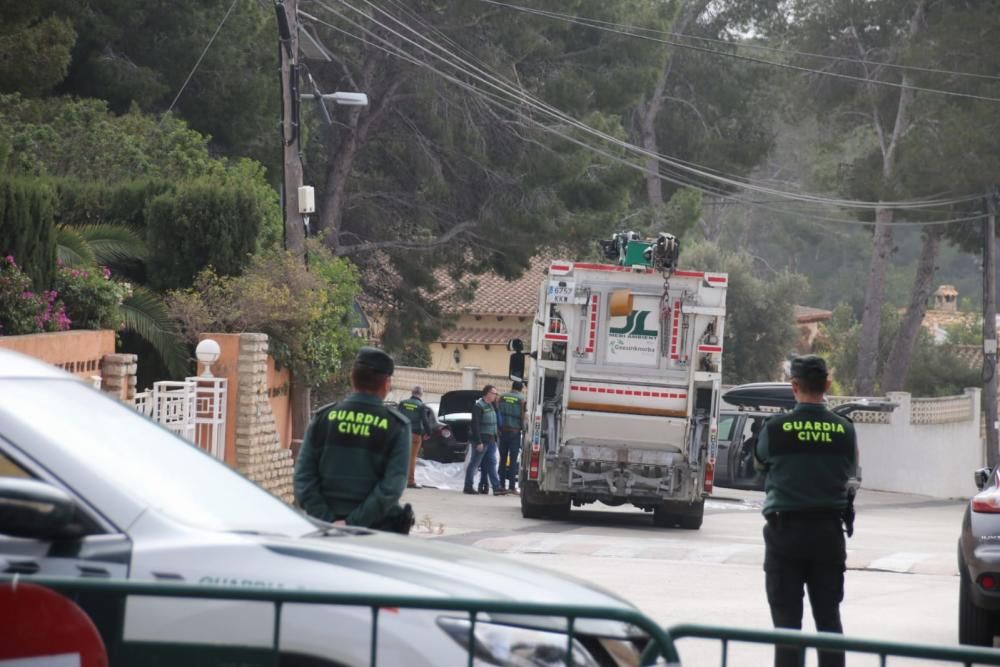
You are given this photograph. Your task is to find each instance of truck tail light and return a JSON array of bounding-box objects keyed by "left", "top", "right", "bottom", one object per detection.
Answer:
[
  {"left": 528, "top": 448, "right": 540, "bottom": 480},
  {"left": 703, "top": 458, "right": 715, "bottom": 494},
  {"left": 972, "top": 490, "right": 1000, "bottom": 513}
]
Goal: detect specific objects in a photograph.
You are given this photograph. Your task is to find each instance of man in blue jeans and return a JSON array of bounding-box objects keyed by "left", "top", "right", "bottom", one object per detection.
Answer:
[{"left": 464, "top": 384, "right": 506, "bottom": 495}]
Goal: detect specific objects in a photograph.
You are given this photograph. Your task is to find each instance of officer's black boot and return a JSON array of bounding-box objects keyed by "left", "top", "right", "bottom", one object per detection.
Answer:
[{"left": 463, "top": 487, "right": 477, "bottom": 495}]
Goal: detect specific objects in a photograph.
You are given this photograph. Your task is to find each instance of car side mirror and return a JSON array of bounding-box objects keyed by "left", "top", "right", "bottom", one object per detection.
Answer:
[
  {"left": 975, "top": 467, "right": 993, "bottom": 491},
  {"left": 0, "top": 478, "right": 85, "bottom": 540}
]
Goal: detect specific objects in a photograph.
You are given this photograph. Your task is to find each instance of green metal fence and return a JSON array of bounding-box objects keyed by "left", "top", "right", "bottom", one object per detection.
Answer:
[
  {"left": 5, "top": 576, "right": 1000, "bottom": 666},
  {"left": 2, "top": 575, "right": 677, "bottom": 666},
  {"left": 660, "top": 623, "right": 1000, "bottom": 667}
]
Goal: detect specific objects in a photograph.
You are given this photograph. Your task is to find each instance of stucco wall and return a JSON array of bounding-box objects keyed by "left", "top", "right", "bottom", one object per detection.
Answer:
[
  {"left": 855, "top": 389, "right": 983, "bottom": 499},
  {"left": 0, "top": 330, "right": 115, "bottom": 381}
]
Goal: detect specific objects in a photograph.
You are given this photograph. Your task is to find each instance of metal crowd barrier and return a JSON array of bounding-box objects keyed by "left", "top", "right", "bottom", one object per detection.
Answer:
[
  {"left": 660, "top": 623, "right": 1000, "bottom": 666},
  {"left": 6, "top": 577, "right": 1000, "bottom": 666}
]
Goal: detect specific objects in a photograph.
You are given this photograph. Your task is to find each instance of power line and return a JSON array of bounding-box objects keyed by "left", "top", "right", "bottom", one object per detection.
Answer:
[
  {"left": 163, "top": 0, "right": 240, "bottom": 119},
  {"left": 300, "top": 5, "right": 985, "bottom": 228},
  {"left": 477, "top": 0, "right": 1000, "bottom": 84},
  {"left": 309, "top": 0, "right": 980, "bottom": 212},
  {"left": 475, "top": 0, "right": 1000, "bottom": 105}
]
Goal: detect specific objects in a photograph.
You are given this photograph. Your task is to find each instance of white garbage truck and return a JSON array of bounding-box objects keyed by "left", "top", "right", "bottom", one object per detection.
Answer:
[{"left": 508, "top": 232, "right": 728, "bottom": 529}]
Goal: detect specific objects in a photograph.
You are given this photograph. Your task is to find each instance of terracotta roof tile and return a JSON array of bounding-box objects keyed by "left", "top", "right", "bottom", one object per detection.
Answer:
[
  {"left": 434, "top": 253, "right": 559, "bottom": 317},
  {"left": 794, "top": 305, "right": 832, "bottom": 324},
  {"left": 438, "top": 325, "right": 530, "bottom": 345}
]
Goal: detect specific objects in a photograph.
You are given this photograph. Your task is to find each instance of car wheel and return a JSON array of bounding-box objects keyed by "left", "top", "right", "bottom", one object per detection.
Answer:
[{"left": 960, "top": 563, "right": 1000, "bottom": 646}]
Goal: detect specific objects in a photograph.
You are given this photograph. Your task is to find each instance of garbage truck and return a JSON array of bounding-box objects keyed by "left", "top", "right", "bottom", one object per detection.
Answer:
[{"left": 508, "top": 232, "right": 728, "bottom": 529}]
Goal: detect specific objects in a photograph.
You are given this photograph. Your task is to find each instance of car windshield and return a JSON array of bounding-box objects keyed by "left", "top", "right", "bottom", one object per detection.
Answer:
[{"left": 3, "top": 379, "right": 316, "bottom": 536}]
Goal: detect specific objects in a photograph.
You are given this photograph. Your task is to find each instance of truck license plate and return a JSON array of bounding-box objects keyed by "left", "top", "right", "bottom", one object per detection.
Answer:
[{"left": 548, "top": 281, "right": 576, "bottom": 303}]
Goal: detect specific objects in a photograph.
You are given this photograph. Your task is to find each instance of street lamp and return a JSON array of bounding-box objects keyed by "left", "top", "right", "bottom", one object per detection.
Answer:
[{"left": 196, "top": 339, "right": 221, "bottom": 378}]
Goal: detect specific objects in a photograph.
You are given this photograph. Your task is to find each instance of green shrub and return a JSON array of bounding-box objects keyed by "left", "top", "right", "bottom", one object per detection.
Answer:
[
  {"left": 0, "top": 178, "right": 56, "bottom": 288},
  {"left": 167, "top": 242, "right": 361, "bottom": 387},
  {"left": 145, "top": 178, "right": 264, "bottom": 290},
  {"left": 55, "top": 178, "right": 173, "bottom": 230},
  {"left": 0, "top": 255, "right": 69, "bottom": 335},
  {"left": 54, "top": 264, "right": 127, "bottom": 330}
]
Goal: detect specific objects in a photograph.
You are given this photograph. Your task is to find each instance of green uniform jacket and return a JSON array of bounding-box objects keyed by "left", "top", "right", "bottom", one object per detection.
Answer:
[
  {"left": 497, "top": 391, "right": 525, "bottom": 430},
  {"left": 398, "top": 396, "right": 430, "bottom": 435},
  {"left": 754, "top": 402, "right": 857, "bottom": 516},
  {"left": 293, "top": 393, "right": 411, "bottom": 527}
]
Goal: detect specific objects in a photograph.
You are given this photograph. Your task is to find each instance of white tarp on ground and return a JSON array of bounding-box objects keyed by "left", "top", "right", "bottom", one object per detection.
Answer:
[{"left": 414, "top": 458, "right": 468, "bottom": 491}]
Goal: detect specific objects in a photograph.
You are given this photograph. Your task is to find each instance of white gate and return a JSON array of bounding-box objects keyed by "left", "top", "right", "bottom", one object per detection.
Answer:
[{"left": 129, "top": 376, "right": 228, "bottom": 460}]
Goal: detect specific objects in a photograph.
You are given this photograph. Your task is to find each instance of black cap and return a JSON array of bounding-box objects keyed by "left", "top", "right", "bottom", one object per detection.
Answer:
[
  {"left": 354, "top": 346, "right": 394, "bottom": 376},
  {"left": 790, "top": 354, "right": 828, "bottom": 380}
]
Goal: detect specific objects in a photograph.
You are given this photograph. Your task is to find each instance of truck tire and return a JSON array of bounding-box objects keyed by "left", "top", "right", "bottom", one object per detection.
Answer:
[
  {"left": 653, "top": 500, "right": 704, "bottom": 530},
  {"left": 521, "top": 482, "right": 571, "bottom": 520},
  {"left": 960, "top": 563, "right": 1000, "bottom": 646}
]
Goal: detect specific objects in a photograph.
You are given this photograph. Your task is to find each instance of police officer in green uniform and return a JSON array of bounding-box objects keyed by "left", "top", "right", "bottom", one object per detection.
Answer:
[
  {"left": 755, "top": 355, "right": 856, "bottom": 667},
  {"left": 294, "top": 347, "right": 414, "bottom": 533},
  {"left": 398, "top": 385, "right": 433, "bottom": 489},
  {"left": 497, "top": 381, "right": 526, "bottom": 493}
]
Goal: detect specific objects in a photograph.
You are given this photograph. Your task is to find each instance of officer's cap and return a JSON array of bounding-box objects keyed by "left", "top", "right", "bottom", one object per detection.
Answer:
[
  {"left": 790, "top": 354, "right": 828, "bottom": 380},
  {"left": 354, "top": 346, "right": 395, "bottom": 376}
]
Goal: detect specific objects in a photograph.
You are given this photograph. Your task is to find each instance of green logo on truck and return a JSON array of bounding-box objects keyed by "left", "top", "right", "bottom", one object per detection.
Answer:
[{"left": 609, "top": 310, "right": 657, "bottom": 338}]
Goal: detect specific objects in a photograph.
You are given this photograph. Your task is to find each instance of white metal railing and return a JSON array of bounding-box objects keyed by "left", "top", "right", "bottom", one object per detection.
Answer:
[{"left": 129, "top": 377, "right": 227, "bottom": 460}]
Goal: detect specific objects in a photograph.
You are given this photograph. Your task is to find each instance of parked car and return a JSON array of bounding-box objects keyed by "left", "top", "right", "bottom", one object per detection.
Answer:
[
  {"left": 714, "top": 382, "right": 895, "bottom": 491},
  {"left": 419, "top": 389, "right": 481, "bottom": 463},
  {"left": 959, "top": 465, "right": 1000, "bottom": 646},
  {"left": 0, "top": 350, "right": 652, "bottom": 665}
]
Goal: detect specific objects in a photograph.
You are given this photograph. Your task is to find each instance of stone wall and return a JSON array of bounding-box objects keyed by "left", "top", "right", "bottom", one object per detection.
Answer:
[
  {"left": 234, "top": 333, "right": 295, "bottom": 503},
  {"left": 100, "top": 353, "right": 137, "bottom": 401}
]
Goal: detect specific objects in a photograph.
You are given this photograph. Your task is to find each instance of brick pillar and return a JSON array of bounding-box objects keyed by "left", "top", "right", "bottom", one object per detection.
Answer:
[
  {"left": 100, "top": 353, "right": 138, "bottom": 401},
  {"left": 233, "top": 333, "right": 295, "bottom": 503}
]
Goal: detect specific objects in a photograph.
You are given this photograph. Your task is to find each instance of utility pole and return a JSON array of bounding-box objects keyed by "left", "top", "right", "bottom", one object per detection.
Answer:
[
  {"left": 276, "top": 0, "right": 305, "bottom": 257},
  {"left": 275, "top": 0, "right": 311, "bottom": 443},
  {"left": 985, "top": 187, "right": 998, "bottom": 468}
]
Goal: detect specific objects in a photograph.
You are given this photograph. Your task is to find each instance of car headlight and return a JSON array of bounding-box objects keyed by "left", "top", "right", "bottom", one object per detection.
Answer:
[{"left": 438, "top": 616, "right": 602, "bottom": 667}]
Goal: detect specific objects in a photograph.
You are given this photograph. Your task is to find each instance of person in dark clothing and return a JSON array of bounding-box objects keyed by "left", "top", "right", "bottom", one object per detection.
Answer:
[
  {"left": 294, "top": 347, "right": 414, "bottom": 533},
  {"left": 398, "top": 385, "right": 434, "bottom": 489},
  {"left": 497, "top": 381, "right": 526, "bottom": 493},
  {"left": 464, "top": 384, "right": 505, "bottom": 496},
  {"left": 754, "top": 355, "right": 857, "bottom": 667}
]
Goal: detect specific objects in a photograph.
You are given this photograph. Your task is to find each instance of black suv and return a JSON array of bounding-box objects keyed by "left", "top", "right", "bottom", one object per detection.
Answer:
[{"left": 714, "top": 382, "right": 895, "bottom": 491}]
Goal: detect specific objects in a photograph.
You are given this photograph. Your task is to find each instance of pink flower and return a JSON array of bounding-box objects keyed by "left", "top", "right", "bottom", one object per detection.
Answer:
[
  {"left": 102, "top": 267, "right": 111, "bottom": 279},
  {"left": 4, "top": 256, "right": 14, "bottom": 266}
]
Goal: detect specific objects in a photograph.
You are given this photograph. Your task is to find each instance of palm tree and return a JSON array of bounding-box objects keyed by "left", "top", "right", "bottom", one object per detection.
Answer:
[{"left": 56, "top": 224, "right": 189, "bottom": 377}]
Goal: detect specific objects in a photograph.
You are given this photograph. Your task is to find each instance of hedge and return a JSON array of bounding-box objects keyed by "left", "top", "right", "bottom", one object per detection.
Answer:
[{"left": 0, "top": 178, "right": 56, "bottom": 288}]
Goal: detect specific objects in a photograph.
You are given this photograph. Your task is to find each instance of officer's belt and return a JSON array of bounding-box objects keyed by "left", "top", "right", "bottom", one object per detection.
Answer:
[
  {"left": 501, "top": 426, "right": 522, "bottom": 433},
  {"left": 765, "top": 510, "right": 842, "bottom": 523}
]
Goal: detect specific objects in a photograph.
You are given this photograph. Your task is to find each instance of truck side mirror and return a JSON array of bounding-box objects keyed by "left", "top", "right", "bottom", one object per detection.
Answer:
[
  {"left": 609, "top": 289, "right": 633, "bottom": 317},
  {"left": 509, "top": 353, "right": 525, "bottom": 383}
]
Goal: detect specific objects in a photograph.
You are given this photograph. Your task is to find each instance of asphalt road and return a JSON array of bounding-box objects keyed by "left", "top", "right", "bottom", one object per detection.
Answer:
[{"left": 403, "top": 482, "right": 971, "bottom": 666}]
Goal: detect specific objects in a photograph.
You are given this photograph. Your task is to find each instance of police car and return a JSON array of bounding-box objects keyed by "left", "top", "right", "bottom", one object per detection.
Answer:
[
  {"left": 714, "top": 382, "right": 895, "bottom": 491},
  {"left": 0, "top": 350, "right": 649, "bottom": 665}
]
